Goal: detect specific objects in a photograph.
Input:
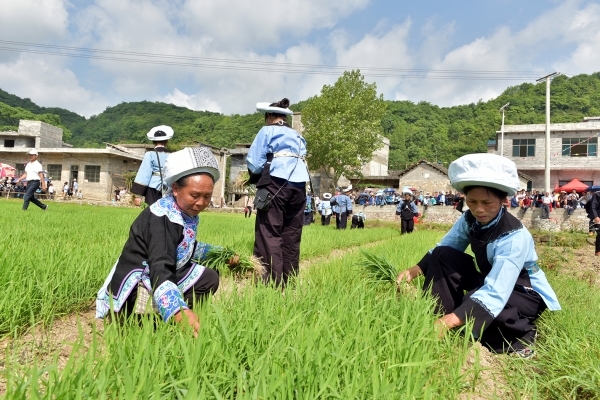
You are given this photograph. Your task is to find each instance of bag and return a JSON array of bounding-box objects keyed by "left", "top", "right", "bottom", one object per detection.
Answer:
[{"left": 253, "top": 188, "right": 273, "bottom": 212}]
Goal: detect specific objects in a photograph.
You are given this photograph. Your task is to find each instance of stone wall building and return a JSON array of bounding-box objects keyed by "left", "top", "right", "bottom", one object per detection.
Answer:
[
  {"left": 397, "top": 160, "right": 452, "bottom": 193},
  {"left": 488, "top": 116, "right": 600, "bottom": 189}
]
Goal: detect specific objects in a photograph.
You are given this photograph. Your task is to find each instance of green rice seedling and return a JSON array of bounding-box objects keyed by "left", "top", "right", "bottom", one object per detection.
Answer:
[
  {"left": 200, "top": 247, "right": 264, "bottom": 278},
  {"left": 357, "top": 249, "right": 400, "bottom": 284}
]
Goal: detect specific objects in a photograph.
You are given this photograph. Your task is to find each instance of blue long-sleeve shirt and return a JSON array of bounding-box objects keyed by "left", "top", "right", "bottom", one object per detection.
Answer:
[
  {"left": 332, "top": 194, "right": 353, "bottom": 213},
  {"left": 421, "top": 211, "right": 561, "bottom": 319},
  {"left": 131, "top": 147, "right": 169, "bottom": 194},
  {"left": 247, "top": 124, "right": 310, "bottom": 183}
]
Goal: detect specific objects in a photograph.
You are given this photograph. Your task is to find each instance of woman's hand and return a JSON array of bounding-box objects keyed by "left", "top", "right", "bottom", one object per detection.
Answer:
[
  {"left": 226, "top": 255, "right": 240, "bottom": 267},
  {"left": 434, "top": 313, "right": 464, "bottom": 337},
  {"left": 173, "top": 309, "right": 201, "bottom": 337},
  {"left": 396, "top": 265, "right": 423, "bottom": 285}
]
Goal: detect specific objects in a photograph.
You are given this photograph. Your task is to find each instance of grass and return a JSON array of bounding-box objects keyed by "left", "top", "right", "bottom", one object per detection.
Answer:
[{"left": 1, "top": 199, "right": 600, "bottom": 398}]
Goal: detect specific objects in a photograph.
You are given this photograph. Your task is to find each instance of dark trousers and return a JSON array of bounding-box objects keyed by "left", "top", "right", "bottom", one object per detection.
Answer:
[
  {"left": 23, "top": 180, "right": 46, "bottom": 210},
  {"left": 336, "top": 211, "right": 348, "bottom": 229},
  {"left": 254, "top": 177, "right": 306, "bottom": 287},
  {"left": 119, "top": 268, "right": 219, "bottom": 317},
  {"left": 321, "top": 214, "right": 332, "bottom": 225},
  {"left": 144, "top": 188, "right": 162, "bottom": 206},
  {"left": 303, "top": 212, "right": 313, "bottom": 226},
  {"left": 423, "top": 246, "right": 546, "bottom": 353},
  {"left": 541, "top": 204, "right": 550, "bottom": 219},
  {"left": 401, "top": 218, "right": 414, "bottom": 234}
]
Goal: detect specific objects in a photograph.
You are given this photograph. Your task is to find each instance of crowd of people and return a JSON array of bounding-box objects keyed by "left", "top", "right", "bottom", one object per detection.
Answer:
[{"left": 508, "top": 189, "right": 588, "bottom": 219}]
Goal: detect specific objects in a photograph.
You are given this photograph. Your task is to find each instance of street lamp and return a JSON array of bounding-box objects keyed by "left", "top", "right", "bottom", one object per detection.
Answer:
[
  {"left": 536, "top": 72, "right": 561, "bottom": 194},
  {"left": 499, "top": 102, "right": 510, "bottom": 157}
]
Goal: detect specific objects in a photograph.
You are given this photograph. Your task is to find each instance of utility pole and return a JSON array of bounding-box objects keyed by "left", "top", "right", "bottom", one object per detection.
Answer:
[
  {"left": 536, "top": 72, "right": 561, "bottom": 194},
  {"left": 500, "top": 102, "right": 510, "bottom": 157}
]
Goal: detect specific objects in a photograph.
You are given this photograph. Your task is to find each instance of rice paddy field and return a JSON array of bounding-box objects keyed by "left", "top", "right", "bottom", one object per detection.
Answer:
[{"left": 0, "top": 198, "right": 599, "bottom": 399}]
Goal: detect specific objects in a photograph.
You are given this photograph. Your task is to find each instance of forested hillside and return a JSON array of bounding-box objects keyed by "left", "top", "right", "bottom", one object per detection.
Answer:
[{"left": 2, "top": 72, "right": 599, "bottom": 170}]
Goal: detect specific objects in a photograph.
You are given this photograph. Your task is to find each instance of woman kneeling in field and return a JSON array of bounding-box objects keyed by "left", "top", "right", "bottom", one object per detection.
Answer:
[
  {"left": 96, "top": 147, "right": 238, "bottom": 337},
  {"left": 397, "top": 153, "right": 561, "bottom": 357}
]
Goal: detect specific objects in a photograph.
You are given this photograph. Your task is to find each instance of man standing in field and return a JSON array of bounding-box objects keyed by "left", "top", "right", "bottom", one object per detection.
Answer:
[
  {"left": 331, "top": 188, "right": 353, "bottom": 229},
  {"left": 14, "top": 149, "right": 48, "bottom": 211}
]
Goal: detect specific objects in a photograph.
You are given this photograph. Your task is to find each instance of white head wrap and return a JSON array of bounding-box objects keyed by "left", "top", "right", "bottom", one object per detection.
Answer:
[
  {"left": 256, "top": 100, "right": 293, "bottom": 115},
  {"left": 449, "top": 153, "right": 520, "bottom": 196},
  {"left": 322, "top": 192, "right": 332, "bottom": 200},
  {"left": 163, "top": 147, "right": 220, "bottom": 192},
  {"left": 147, "top": 125, "right": 174, "bottom": 141}
]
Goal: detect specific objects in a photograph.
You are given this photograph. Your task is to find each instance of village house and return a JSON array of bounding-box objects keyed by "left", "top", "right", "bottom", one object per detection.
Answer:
[
  {"left": 488, "top": 116, "right": 600, "bottom": 189},
  {"left": 0, "top": 120, "right": 228, "bottom": 203}
]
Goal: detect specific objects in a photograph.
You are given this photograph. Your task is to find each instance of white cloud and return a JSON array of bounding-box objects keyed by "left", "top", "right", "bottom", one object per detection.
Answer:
[
  {"left": 161, "top": 89, "right": 222, "bottom": 113},
  {"left": 0, "top": 54, "right": 108, "bottom": 117},
  {"left": 180, "top": 0, "right": 370, "bottom": 50}
]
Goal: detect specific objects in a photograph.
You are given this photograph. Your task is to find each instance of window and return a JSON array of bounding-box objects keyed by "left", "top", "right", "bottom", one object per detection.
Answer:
[
  {"left": 562, "top": 138, "right": 597, "bottom": 157},
  {"left": 46, "top": 164, "right": 62, "bottom": 181},
  {"left": 84, "top": 165, "right": 101, "bottom": 183},
  {"left": 512, "top": 139, "right": 535, "bottom": 157},
  {"left": 4, "top": 139, "right": 14, "bottom": 147}
]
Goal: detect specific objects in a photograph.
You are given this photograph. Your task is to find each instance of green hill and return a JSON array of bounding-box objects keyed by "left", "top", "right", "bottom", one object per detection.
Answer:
[{"left": 2, "top": 72, "right": 599, "bottom": 169}]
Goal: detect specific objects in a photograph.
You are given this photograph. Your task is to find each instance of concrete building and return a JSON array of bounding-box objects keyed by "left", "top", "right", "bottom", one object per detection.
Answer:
[{"left": 488, "top": 117, "right": 600, "bottom": 189}]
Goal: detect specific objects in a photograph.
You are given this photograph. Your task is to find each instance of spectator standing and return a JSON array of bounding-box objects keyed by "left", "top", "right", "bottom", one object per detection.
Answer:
[
  {"left": 587, "top": 189, "right": 600, "bottom": 255},
  {"left": 63, "top": 182, "right": 69, "bottom": 200},
  {"left": 72, "top": 178, "right": 78, "bottom": 194},
  {"left": 14, "top": 149, "right": 48, "bottom": 211},
  {"left": 48, "top": 183, "right": 55, "bottom": 200},
  {"left": 541, "top": 192, "right": 552, "bottom": 219}
]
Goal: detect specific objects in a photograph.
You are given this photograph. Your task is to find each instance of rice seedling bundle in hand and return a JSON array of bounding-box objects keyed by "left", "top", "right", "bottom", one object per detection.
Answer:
[
  {"left": 357, "top": 250, "right": 399, "bottom": 284},
  {"left": 199, "top": 247, "right": 264, "bottom": 278}
]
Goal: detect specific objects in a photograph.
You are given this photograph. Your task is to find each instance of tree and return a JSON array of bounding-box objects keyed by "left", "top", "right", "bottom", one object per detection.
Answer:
[{"left": 302, "top": 70, "right": 386, "bottom": 186}]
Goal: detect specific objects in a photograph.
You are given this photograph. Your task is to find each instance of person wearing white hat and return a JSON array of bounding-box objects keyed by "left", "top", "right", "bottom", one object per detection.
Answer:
[
  {"left": 247, "top": 98, "right": 310, "bottom": 287},
  {"left": 396, "top": 153, "right": 561, "bottom": 357},
  {"left": 396, "top": 190, "right": 418, "bottom": 234},
  {"left": 14, "top": 149, "right": 48, "bottom": 211},
  {"left": 318, "top": 192, "right": 333, "bottom": 225},
  {"left": 131, "top": 125, "right": 174, "bottom": 206},
  {"left": 96, "top": 147, "right": 238, "bottom": 337}
]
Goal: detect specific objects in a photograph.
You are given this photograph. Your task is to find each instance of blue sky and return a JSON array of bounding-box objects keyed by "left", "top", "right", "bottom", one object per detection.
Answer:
[{"left": 0, "top": 0, "right": 598, "bottom": 117}]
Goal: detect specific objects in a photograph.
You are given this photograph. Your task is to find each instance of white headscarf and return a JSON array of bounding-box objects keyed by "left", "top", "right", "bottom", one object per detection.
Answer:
[
  {"left": 449, "top": 153, "right": 520, "bottom": 196},
  {"left": 162, "top": 147, "right": 220, "bottom": 193}
]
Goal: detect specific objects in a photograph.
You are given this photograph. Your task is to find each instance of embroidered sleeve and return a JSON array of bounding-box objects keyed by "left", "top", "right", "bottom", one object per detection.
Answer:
[
  {"left": 193, "top": 242, "right": 220, "bottom": 261},
  {"left": 154, "top": 281, "right": 188, "bottom": 321}
]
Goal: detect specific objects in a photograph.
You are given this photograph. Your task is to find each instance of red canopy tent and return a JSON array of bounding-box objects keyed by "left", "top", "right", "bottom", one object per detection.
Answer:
[
  {"left": 0, "top": 163, "right": 16, "bottom": 178},
  {"left": 558, "top": 178, "right": 589, "bottom": 193}
]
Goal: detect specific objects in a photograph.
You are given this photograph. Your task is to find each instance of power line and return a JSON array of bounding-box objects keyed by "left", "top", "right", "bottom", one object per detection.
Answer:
[{"left": 0, "top": 40, "right": 550, "bottom": 81}]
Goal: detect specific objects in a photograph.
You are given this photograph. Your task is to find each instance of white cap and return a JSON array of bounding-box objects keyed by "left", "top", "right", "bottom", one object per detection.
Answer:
[
  {"left": 163, "top": 147, "right": 220, "bottom": 191},
  {"left": 449, "top": 153, "right": 520, "bottom": 196},
  {"left": 322, "top": 192, "right": 332, "bottom": 199},
  {"left": 147, "top": 125, "right": 174, "bottom": 141},
  {"left": 27, "top": 149, "right": 38, "bottom": 155},
  {"left": 256, "top": 98, "right": 293, "bottom": 115}
]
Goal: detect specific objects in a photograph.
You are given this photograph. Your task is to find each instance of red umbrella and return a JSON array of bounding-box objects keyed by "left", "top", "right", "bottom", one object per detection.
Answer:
[{"left": 558, "top": 178, "right": 589, "bottom": 192}]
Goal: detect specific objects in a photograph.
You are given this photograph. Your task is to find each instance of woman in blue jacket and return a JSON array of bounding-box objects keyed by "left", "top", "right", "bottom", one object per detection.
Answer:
[{"left": 396, "top": 153, "right": 560, "bottom": 357}]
